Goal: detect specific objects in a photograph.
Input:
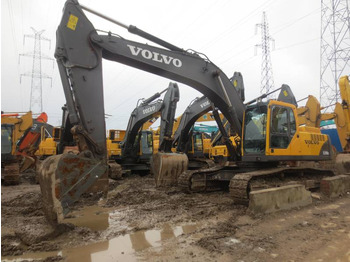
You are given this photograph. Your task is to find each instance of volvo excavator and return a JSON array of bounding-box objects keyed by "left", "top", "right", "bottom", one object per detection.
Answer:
[
  {"left": 150, "top": 110, "right": 218, "bottom": 159},
  {"left": 173, "top": 72, "right": 244, "bottom": 156},
  {"left": 116, "top": 82, "right": 180, "bottom": 174},
  {"left": 170, "top": 73, "right": 241, "bottom": 164},
  {"left": 39, "top": 0, "right": 334, "bottom": 224}
]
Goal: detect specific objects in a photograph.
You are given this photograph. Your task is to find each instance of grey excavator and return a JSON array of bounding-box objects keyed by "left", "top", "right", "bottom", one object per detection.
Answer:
[{"left": 116, "top": 82, "right": 180, "bottom": 175}]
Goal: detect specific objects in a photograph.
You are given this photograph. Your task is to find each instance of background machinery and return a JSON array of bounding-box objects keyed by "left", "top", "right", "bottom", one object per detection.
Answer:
[
  {"left": 1, "top": 112, "right": 51, "bottom": 184},
  {"left": 106, "top": 129, "right": 125, "bottom": 162},
  {"left": 118, "top": 83, "right": 180, "bottom": 174},
  {"left": 296, "top": 76, "right": 350, "bottom": 173},
  {"left": 2, "top": 112, "right": 33, "bottom": 184}
]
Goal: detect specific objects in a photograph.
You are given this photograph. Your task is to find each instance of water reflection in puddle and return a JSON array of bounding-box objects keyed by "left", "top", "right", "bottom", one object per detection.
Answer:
[
  {"left": 63, "top": 205, "right": 110, "bottom": 231},
  {"left": 3, "top": 223, "right": 198, "bottom": 262}
]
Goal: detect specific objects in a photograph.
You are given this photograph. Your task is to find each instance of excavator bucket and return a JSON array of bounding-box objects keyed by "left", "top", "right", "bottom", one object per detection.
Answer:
[
  {"left": 38, "top": 153, "right": 108, "bottom": 225},
  {"left": 151, "top": 152, "right": 188, "bottom": 187}
]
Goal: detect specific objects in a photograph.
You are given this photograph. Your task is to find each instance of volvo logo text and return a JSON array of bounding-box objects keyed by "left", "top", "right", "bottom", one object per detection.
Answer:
[
  {"left": 127, "top": 45, "right": 182, "bottom": 68},
  {"left": 143, "top": 106, "right": 156, "bottom": 115},
  {"left": 200, "top": 100, "right": 210, "bottom": 108}
]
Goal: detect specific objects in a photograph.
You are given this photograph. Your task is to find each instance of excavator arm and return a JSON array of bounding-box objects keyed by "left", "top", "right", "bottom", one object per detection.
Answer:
[{"left": 158, "top": 83, "right": 180, "bottom": 152}]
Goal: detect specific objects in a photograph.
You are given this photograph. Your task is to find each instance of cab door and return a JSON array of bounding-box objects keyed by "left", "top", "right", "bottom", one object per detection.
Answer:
[
  {"left": 269, "top": 104, "right": 296, "bottom": 150},
  {"left": 140, "top": 131, "right": 153, "bottom": 161},
  {"left": 192, "top": 131, "right": 204, "bottom": 158}
]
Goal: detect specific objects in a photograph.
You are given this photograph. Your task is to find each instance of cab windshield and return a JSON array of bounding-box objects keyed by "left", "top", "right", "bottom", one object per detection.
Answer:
[{"left": 243, "top": 105, "right": 267, "bottom": 154}]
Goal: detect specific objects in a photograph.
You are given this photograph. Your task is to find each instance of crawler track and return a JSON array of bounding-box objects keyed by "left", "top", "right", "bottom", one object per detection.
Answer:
[
  {"left": 229, "top": 167, "right": 335, "bottom": 205},
  {"left": 178, "top": 164, "right": 335, "bottom": 205},
  {"left": 178, "top": 164, "right": 224, "bottom": 192}
]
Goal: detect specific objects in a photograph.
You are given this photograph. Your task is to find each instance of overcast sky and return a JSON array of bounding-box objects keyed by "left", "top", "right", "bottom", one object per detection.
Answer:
[{"left": 1, "top": 0, "right": 339, "bottom": 130}]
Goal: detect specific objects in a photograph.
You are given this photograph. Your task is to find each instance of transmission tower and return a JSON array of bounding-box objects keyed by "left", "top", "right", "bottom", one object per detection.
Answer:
[
  {"left": 255, "top": 11, "right": 275, "bottom": 96},
  {"left": 320, "top": 0, "right": 350, "bottom": 109},
  {"left": 19, "top": 27, "right": 53, "bottom": 113}
]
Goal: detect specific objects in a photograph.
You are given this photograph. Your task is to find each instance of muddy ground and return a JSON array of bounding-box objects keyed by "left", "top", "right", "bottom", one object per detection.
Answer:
[{"left": 1, "top": 172, "right": 350, "bottom": 262}]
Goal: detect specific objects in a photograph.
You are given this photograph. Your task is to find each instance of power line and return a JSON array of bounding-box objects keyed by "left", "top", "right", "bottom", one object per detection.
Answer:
[
  {"left": 274, "top": 37, "right": 319, "bottom": 51},
  {"left": 215, "top": 7, "right": 322, "bottom": 68},
  {"left": 199, "top": 0, "right": 277, "bottom": 50},
  {"left": 271, "top": 7, "right": 321, "bottom": 35}
]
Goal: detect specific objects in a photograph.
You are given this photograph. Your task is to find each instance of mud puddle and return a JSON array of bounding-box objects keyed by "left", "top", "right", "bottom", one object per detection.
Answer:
[
  {"left": 2, "top": 223, "right": 198, "bottom": 262},
  {"left": 63, "top": 205, "right": 111, "bottom": 231}
]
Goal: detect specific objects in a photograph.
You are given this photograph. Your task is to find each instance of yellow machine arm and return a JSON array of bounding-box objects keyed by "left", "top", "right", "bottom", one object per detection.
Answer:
[
  {"left": 334, "top": 76, "right": 350, "bottom": 151},
  {"left": 296, "top": 76, "right": 350, "bottom": 151}
]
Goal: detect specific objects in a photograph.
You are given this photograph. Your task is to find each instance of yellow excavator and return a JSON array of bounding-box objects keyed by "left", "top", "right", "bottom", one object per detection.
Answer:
[
  {"left": 1, "top": 112, "right": 55, "bottom": 184},
  {"left": 1, "top": 112, "right": 33, "bottom": 184},
  {"left": 296, "top": 75, "right": 350, "bottom": 173},
  {"left": 39, "top": 0, "right": 335, "bottom": 224}
]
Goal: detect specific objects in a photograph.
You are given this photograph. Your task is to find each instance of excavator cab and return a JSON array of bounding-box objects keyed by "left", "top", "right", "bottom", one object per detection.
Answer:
[
  {"left": 139, "top": 130, "right": 153, "bottom": 160},
  {"left": 107, "top": 129, "right": 125, "bottom": 160},
  {"left": 1, "top": 124, "right": 14, "bottom": 162},
  {"left": 187, "top": 131, "right": 205, "bottom": 158},
  {"left": 35, "top": 126, "right": 57, "bottom": 158},
  {"left": 242, "top": 100, "right": 332, "bottom": 162},
  {"left": 52, "top": 127, "right": 61, "bottom": 142}
]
